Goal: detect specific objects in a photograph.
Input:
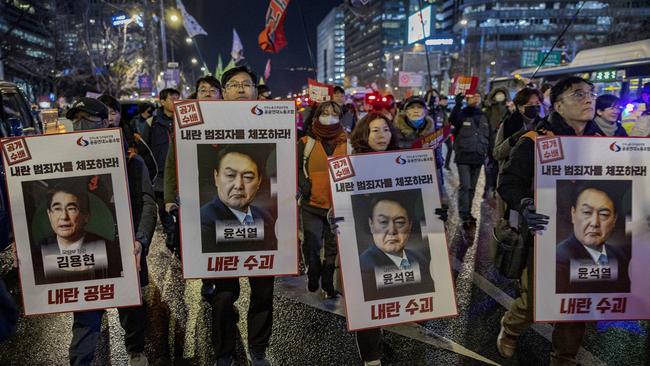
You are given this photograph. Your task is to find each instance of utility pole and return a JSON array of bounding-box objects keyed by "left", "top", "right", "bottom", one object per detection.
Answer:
[{"left": 159, "top": 0, "right": 168, "bottom": 68}]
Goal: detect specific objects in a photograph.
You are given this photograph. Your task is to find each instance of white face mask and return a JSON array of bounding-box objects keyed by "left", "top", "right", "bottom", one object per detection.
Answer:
[
  {"left": 494, "top": 93, "right": 506, "bottom": 103},
  {"left": 318, "top": 115, "right": 340, "bottom": 125}
]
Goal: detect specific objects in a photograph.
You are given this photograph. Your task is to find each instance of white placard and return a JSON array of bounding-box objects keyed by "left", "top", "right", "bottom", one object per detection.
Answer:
[
  {"left": 534, "top": 136, "right": 650, "bottom": 322},
  {"left": 1, "top": 129, "right": 141, "bottom": 315},
  {"left": 174, "top": 100, "right": 298, "bottom": 278},
  {"left": 328, "top": 149, "right": 457, "bottom": 331}
]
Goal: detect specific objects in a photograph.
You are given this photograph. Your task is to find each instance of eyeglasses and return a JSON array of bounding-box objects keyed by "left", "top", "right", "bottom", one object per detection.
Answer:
[
  {"left": 225, "top": 82, "right": 254, "bottom": 90},
  {"left": 560, "top": 90, "right": 598, "bottom": 102}
]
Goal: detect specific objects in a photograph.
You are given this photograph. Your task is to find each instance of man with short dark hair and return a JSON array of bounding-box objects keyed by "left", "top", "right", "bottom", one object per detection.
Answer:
[
  {"left": 62, "top": 97, "right": 157, "bottom": 366},
  {"left": 196, "top": 75, "right": 222, "bottom": 100},
  {"left": 496, "top": 76, "right": 604, "bottom": 365},
  {"left": 556, "top": 184, "right": 630, "bottom": 293},
  {"left": 257, "top": 84, "right": 272, "bottom": 100},
  {"left": 359, "top": 197, "right": 434, "bottom": 301},
  {"left": 150, "top": 88, "right": 180, "bottom": 248}
]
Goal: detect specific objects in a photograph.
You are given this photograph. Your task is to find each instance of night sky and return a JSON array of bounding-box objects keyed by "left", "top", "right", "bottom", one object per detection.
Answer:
[{"left": 182, "top": 0, "right": 343, "bottom": 97}]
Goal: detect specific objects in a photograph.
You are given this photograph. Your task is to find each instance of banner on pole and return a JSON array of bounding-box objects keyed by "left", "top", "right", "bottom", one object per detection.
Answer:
[
  {"left": 174, "top": 100, "right": 298, "bottom": 278},
  {"left": 328, "top": 149, "right": 457, "bottom": 330},
  {"left": 1, "top": 129, "right": 141, "bottom": 315},
  {"left": 534, "top": 136, "right": 650, "bottom": 322},
  {"left": 449, "top": 75, "right": 479, "bottom": 96}
]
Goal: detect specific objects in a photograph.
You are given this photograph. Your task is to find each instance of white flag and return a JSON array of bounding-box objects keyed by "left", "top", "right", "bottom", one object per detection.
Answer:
[
  {"left": 176, "top": 0, "right": 207, "bottom": 37},
  {"left": 231, "top": 29, "right": 245, "bottom": 61}
]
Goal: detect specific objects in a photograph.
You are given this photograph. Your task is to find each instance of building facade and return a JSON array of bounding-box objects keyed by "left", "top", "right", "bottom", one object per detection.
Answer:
[
  {"left": 454, "top": 0, "right": 650, "bottom": 81},
  {"left": 316, "top": 5, "right": 345, "bottom": 86}
]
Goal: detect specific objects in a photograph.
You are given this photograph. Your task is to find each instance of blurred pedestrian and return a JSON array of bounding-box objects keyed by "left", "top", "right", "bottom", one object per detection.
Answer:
[
  {"left": 298, "top": 101, "right": 347, "bottom": 299},
  {"left": 257, "top": 84, "right": 272, "bottom": 100},
  {"left": 130, "top": 102, "right": 156, "bottom": 178},
  {"left": 483, "top": 87, "right": 511, "bottom": 197},
  {"left": 449, "top": 93, "right": 493, "bottom": 227},
  {"left": 150, "top": 88, "right": 180, "bottom": 249},
  {"left": 594, "top": 94, "right": 627, "bottom": 136},
  {"left": 65, "top": 97, "right": 156, "bottom": 366},
  {"left": 98, "top": 94, "right": 136, "bottom": 151}
]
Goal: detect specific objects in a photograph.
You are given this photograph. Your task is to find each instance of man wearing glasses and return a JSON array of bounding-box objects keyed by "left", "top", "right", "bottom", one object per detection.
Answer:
[{"left": 496, "top": 76, "right": 604, "bottom": 365}]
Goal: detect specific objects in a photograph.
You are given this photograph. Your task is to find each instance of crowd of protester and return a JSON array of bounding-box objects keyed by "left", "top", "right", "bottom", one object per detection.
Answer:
[{"left": 2, "top": 65, "right": 650, "bottom": 366}]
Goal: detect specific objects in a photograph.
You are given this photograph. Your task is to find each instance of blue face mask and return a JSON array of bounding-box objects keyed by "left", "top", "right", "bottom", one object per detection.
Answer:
[{"left": 409, "top": 117, "right": 425, "bottom": 128}]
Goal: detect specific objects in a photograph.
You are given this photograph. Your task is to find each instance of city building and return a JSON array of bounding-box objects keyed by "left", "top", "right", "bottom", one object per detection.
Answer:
[
  {"left": 0, "top": 0, "right": 56, "bottom": 100},
  {"left": 343, "top": 0, "right": 408, "bottom": 88},
  {"left": 316, "top": 5, "right": 345, "bottom": 86},
  {"left": 454, "top": 0, "right": 650, "bottom": 84}
]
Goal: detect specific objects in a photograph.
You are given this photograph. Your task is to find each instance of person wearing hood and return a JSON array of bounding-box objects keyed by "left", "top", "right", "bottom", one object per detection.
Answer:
[
  {"left": 450, "top": 93, "right": 493, "bottom": 227},
  {"left": 483, "top": 87, "right": 511, "bottom": 197},
  {"left": 298, "top": 101, "right": 348, "bottom": 299},
  {"left": 594, "top": 94, "right": 627, "bottom": 137},
  {"left": 63, "top": 97, "right": 156, "bottom": 366}
]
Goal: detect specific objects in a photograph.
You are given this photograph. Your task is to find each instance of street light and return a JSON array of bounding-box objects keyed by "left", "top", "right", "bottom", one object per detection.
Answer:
[
  {"left": 136, "top": 58, "right": 144, "bottom": 64},
  {"left": 460, "top": 19, "right": 468, "bottom": 26},
  {"left": 367, "top": 62, "right": 373, "bottom": 68},
  {"left": 170, "top": 14, "right": 179, "bottom": 23},
  {"left": 200, "top": 67, "right": 206, "bottom": 72},
  {"left": 186, "top": 37, "right": 192, "bottom": 44},
  {"left": 191, "top": 58, "right": 198, "bottom": 64},
  {"left": 490, "top": 60, "right": 496, "bottom": 65}
]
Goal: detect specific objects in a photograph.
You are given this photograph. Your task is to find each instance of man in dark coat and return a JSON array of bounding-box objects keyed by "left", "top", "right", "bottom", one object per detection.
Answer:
[
  {"left": 359, "top": 197, "right": 434, "bottom": 301},
  {"left": 556, "top": 184, "right": 630, "bottom": 293},
  {"left": 200, "top": 146, "right": 277, "bottom": 252}
]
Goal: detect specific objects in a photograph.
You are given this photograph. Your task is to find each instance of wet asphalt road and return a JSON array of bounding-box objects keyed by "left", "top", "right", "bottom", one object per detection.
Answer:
[{"left": 0, "top": 162, "right": 648, "bottom": 366}]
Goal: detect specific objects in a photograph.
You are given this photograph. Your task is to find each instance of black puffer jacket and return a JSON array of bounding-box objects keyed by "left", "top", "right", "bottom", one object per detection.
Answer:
[{"left": 450, "top": 105, "right": 493, "bottom": 165}]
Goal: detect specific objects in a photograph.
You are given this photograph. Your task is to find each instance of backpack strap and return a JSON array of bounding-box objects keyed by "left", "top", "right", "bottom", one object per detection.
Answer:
[{"left": 302, "top": 136, "right": 316, "bottom": 179}]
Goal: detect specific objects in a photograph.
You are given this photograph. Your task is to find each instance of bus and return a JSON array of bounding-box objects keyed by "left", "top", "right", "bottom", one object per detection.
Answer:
[{"left": 490, "top": 38, "right": 650, "bottom": 104}]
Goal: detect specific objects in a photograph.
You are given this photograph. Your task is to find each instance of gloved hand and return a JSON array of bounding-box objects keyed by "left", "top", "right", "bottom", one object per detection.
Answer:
[
  {"left": 327, "top": 208, "right": 344, "bottom": 234},
  {"left": 435, "top": 204, "right": 448, "bottom": 222},
  {"left": 455, "top": 93, "right": 465, "bottom": 105},
  {"left": 519, "top": 198, "right": 549, "bottom": 232}
]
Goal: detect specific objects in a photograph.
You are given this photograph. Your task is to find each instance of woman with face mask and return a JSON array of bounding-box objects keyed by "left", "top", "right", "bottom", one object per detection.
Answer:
[
  {"left": 594, "top": 94, "right": 627, "bottom": 137},
  {"left": 297, "top": 101, "right": 348, "bottom": 299}
]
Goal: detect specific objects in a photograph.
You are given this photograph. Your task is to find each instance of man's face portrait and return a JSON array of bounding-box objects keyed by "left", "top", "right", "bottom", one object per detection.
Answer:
[
  {"left": 554, "top": 82, "right": 596, "bottom": 123},
  {"left": 223, "top": 72, "right": 257, "bottom": 100},
  {"left": 214, "top": 152, "right": 261, "bottom": 211},
  {"left": 47, "top": 191, "right": 88, "bottom": 243},
  {"left": 197, "top": 81, "right": 221, "bottom": 100},
  {"left": 368, "top": 200, "right": 412, "bottom": 256},
  {"left": 571, "top": 188, "right": 617, "bottom": 249}
]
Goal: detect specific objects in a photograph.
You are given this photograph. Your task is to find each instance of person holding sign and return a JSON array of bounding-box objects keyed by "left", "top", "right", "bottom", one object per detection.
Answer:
[
  {"left": 556, "top": 182, "right": 630, "bottom": 293},
  {"left": 63, "top": 97, "right": 156, "bottom": 366},
  {"left": 198, "top": 66, "right": 275, "bottom": 366},
  {"left": 496, "top": 77, "right": 604, "bottom": 365},
  {"left": 298, "top": 101, "right": 348, "bottom": 299}
]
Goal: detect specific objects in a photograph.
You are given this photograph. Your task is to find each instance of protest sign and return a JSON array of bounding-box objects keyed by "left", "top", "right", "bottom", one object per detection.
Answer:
[
  {"left": 534, "top": 136, "right": 650, "bottom": 322},
  {"left": 329, "top": 149, "right": 457, "bottom": 330},
  {"left": 449, "top": 75, "right": 479, "bottom": 96},
  {"left": 411, "top": 125, "right": 451, "bottom": 149},
  {"left": 308, "top": 79, "right": 333, "bottom": 103},
  {"left": 174, "top": 100, "right": 298, "bottom": 278},
  {"left": 1, "top": 129, "right": 140, "bottom": 315}
]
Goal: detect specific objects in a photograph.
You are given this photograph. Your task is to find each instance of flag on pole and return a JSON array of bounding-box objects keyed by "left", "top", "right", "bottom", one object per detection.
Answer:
[
  {"left": 215, "top": 55, "right": 224, "bottom": 80},
  {"left": 258, "top": 0, "right": 290, "bottom": 53},
  {"left": 176, "top": 0, "right": 207, "bottom": 37},
  {"left": 223, "top": 58, "right": 236, "bottom": 75},
  {"left": 231, "top": 29, "right": 245, "bottom": 62},
  {"left": 264, "top": 59, "right": 271, "bottom": 80}
]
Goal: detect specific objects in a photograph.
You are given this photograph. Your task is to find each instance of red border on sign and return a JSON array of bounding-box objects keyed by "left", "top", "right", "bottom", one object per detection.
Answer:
[
  {"left": 328, "top": 156, "right": 356, "bottom": 182},
  {"left": 174, "top": 99, "right": 300, "bottom": 279},
  {"left": 327, "top": 148, "right": 459, "bottom": 331},
  {"left": 536, "top": 135, "right": 565, "bottom": 164},
  {"left": 2, "top": 128, "right": 142, "bottom": 316},
  {"left": 173, "top": 100, "right": 205, "bottom": 129},
  {"left": 1, "top": 137, "right": 32, "bottom": 166}
]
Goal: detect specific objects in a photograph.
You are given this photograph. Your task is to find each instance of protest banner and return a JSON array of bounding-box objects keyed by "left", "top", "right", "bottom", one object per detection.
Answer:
[
  {"left": 411, "top": 125, "right": 451, "bottom": 149},
  {"left": 308, "top": 79, "right": 333, "bottom": 103},
  {"left": 174, "top": 100, "right": 298, "bottom": 278},
  {"left": 329, "top": 149, "right": 457, "bottom": 330},
  {"left": 1, "top": 129, "right": 141, "bottom": 315},
  {"left": 449, "top": 75, "right": 479, "bottom": 96},
  {"left": 534, "top": 136, "right": 650, "bottom": 322}
]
